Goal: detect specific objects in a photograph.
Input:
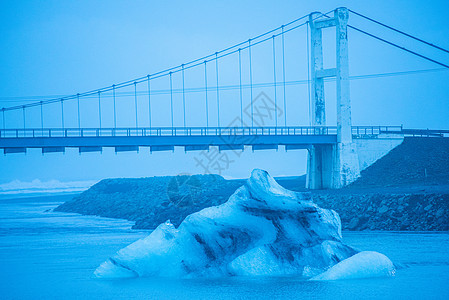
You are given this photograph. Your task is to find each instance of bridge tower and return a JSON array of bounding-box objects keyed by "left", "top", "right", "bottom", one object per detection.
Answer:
[{"left": 306, "top": 7, "right": 360, "bottom": 189}]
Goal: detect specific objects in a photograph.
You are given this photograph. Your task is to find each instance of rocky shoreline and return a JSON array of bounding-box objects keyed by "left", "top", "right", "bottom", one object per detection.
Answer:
[
  {"left": 55, "top": 175, "right": 449, "bottom": 231},
  {"left": 312, "top": 190, "right": 449, "bottom": 231},
  {"left": 55, "top": 174, "right": 241, "bottom": 229}
]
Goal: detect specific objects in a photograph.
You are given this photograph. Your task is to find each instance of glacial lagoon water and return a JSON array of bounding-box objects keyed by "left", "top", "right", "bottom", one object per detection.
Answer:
[{"left": 0, "top": 194, "right": 448, "bottom": 299}]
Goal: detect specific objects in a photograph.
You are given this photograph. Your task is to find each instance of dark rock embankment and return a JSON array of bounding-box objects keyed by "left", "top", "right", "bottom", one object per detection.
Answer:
[
  {"left": 55, "top": 174, "right": 241, "bottom": 229},
  {"left": 56, "top": 137, "right": 449, "bottom": 231},
  {"left": 312, "top": 136, "right": 449, "bottom": 231},
  {"left": 55, "top": 174, "right": 307, "bottom": 229},
  {"left": 350, "top": 137, "right": 449, "bottom": 188},
  {"left": 312, "top": 189, "right": 449, "bottom": 231}
]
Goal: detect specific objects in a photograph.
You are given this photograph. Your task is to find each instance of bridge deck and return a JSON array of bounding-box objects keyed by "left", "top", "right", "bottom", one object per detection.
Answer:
[
  {"left": 0, "top": 126, "right": 343, "bottom": 152},
  {"left": 0, "top": 135, "right": 336, "bottom": 149},
  {"left": 2, "top": 125, "right": 444, "bottom": 153}
]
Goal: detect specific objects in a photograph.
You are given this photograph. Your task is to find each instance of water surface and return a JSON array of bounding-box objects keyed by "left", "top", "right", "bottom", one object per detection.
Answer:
[{"left": 0, "top": 194, "right": 448, "bottom": 299}]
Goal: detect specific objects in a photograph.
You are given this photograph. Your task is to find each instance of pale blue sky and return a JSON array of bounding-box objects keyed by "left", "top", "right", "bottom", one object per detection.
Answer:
[{"left": 0, "top": 0, "right": 448, "bottom": 183}]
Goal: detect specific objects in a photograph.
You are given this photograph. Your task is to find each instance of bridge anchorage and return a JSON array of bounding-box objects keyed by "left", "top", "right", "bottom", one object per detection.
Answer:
[{"left": 1, "top": 7, "right": 448, "bottom": 189}]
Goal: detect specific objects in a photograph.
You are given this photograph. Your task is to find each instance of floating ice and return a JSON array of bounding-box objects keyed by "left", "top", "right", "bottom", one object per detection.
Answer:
[
  {"left": 310, "top": 251, "right": 396, "bottom": 280},
  {"left": 95, "top": 169, "right": 393, "bottom": 279}
]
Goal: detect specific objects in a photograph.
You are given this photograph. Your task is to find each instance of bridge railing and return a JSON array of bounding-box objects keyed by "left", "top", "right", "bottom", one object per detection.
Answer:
[
  {"left": 352, "top": 125, "right": 403, "bottom": 135},
  {"left": 2, "top": 125, "right": 445, "bottom": 138},
  {"left": 395, "top": 129, "right": 449, "bottom": 137},
  {"left": 0, "top": 126, "right": 340, "bottom": 138},
  {"left": 352, "top": 126, "right": 449, "bottom": 137}
]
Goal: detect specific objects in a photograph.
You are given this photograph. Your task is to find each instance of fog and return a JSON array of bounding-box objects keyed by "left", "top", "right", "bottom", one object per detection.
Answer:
[{"left": 0, "top": 0, "right": 448, "bottom": 182}]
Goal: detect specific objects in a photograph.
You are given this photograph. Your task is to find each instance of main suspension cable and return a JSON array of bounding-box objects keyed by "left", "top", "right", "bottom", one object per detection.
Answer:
[
  {"left": 349, "top": 9, "right": 449, "bottom": 54},
  {"left": 2, "top": 12, "right": 319, "bottom": 113},
  {"left": 348, "top": 25, "right": 449, "bottom": 69}
]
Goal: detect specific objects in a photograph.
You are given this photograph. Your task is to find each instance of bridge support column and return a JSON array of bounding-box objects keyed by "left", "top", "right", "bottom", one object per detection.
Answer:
[
  {"left": 306, "top": 145, "right": 334, "bottom": 189},
  {"left": 306, "top": 12, "right": 327, "bottom": 190},
  {"left": 309, "top": 12, "right": 326, "bottom": 128},
  {"left": 306, "top": 7, "right": 360, "bottom": 189},
  {"left": 334, "top": 7, "right": 360, "bottom": 188}
]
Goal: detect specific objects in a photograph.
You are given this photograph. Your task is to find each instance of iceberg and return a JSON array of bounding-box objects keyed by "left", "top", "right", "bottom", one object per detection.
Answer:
[{"left": 95, "top": 169, "right": 394, "bottom": 279}]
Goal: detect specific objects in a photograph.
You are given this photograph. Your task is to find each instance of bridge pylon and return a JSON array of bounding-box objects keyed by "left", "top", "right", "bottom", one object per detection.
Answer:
[{"left": 306, "top": 7, "right": 360, "bottom": 189}]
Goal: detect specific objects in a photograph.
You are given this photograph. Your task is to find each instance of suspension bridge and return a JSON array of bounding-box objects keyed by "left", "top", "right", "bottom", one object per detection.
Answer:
[{"left": 1, "top": 7, "right": 448, "bottom": 188}]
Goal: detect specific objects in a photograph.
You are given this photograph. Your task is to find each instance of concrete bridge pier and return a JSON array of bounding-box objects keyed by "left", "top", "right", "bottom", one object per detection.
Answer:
[
  {"left": 306, "top": 7, "right": 360, "bottom": 189},
  {"left": 306, "top": 145, "right": 334, "bottom": 189}
]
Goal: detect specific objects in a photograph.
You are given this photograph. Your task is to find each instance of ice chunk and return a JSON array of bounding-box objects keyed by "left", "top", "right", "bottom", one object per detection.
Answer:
[
  {"left": 310, "top": 251, "right": 396, "bottom": 281},
  {"left": 94, "top": 259, "right": 137, "bottom": 278},
  {"left": 94, "top": 220, "right": 183, "bottom": 278},
  {"left": 95, "top": 169, "right": 361, "bottom": 278}
]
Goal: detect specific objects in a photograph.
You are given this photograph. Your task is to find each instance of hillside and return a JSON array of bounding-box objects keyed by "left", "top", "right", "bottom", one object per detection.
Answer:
[
  {"left": 349, "top": 137, "right": 449, "bottom": 188},
  {"left": 312, "top": 137, "right": 449, "bottom": 230}
]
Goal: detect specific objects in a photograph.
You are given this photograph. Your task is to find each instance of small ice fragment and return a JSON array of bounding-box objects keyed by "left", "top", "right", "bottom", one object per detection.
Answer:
[{"left": 310, "top": 251, "right": 396, "bottom": 281}]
